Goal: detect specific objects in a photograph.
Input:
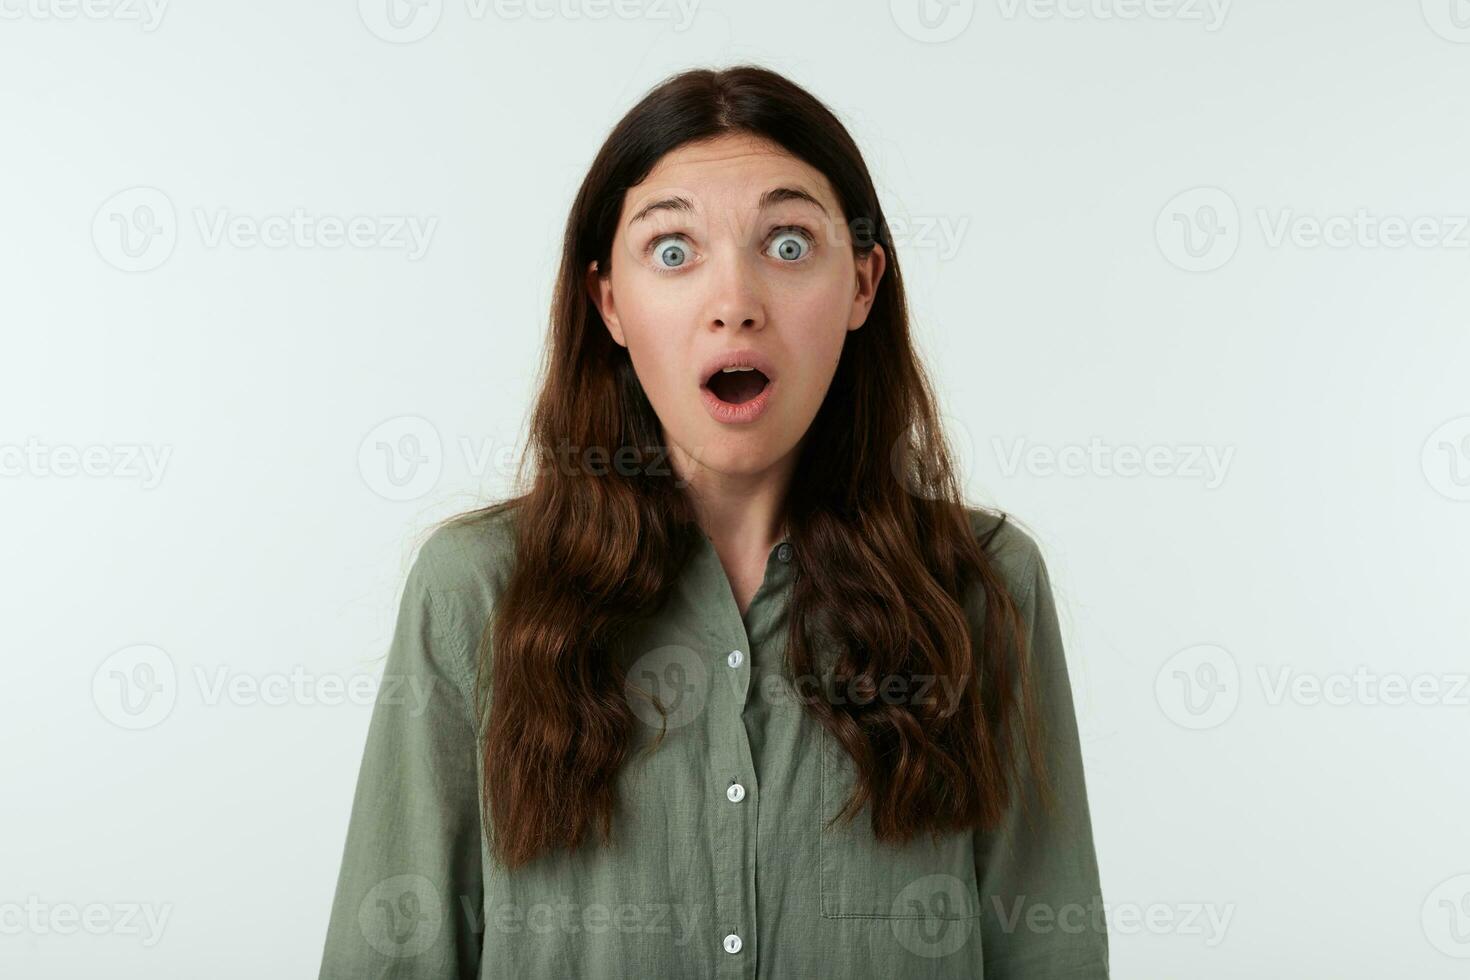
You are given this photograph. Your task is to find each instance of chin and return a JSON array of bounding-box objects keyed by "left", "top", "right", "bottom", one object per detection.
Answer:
[{"left": 676, "top": 431, "right": 787, "bottom": 478}]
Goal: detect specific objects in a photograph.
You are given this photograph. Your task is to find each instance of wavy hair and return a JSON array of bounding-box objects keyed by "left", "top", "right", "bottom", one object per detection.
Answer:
[{"left": 441, "top": 64, "right": 1047, "bottom": 870}]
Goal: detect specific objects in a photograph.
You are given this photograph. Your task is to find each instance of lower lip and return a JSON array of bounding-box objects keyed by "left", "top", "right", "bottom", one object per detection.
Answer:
[{"left": 700, "top": 378, "right": 775, "bottom": 424}]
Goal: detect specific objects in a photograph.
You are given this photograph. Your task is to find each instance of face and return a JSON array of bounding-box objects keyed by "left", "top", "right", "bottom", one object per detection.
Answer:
[{"left": 587, "top": 132, "right": 885, "bottom": 487}]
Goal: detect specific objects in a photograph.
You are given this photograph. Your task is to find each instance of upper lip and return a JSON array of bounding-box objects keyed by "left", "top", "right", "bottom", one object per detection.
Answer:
[{"left": 698, "top": 348, "right": 778, "bottom": 388}]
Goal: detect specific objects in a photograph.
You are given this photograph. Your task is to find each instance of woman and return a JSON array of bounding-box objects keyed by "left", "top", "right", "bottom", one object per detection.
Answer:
[{"left": 320, "top": 64, "right": 1109, "bottom": 979}]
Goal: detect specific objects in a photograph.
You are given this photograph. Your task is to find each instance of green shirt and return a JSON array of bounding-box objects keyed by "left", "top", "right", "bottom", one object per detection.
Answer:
[{"left": 318, "top": 505, "right": 1109, "bottom": 978}]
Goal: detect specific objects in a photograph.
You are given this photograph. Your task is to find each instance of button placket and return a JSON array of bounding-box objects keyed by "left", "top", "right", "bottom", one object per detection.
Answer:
[
  {"left": 693, "top": 532, "right": 762, "bottom": 978},
  {"left": 714, "top": 629, "right": 756, "bottom": 976},
  {"left": 690, "top": 531, "right": 799, "bottom": 975}
]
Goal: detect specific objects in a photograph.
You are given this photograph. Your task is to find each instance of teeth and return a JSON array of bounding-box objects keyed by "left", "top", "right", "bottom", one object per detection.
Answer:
[{"left": 721, "top": 366, "right": 756, "bottom": 373}]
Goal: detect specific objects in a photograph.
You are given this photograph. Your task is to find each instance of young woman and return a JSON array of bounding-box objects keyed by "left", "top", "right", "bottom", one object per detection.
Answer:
[{"left": 320, "top": 65, "right": 1108, "bottom": 979}]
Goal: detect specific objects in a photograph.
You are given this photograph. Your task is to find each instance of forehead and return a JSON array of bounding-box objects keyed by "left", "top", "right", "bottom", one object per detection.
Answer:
[{"left": 623, "top": 133, "right": 839, "bottom": 218}]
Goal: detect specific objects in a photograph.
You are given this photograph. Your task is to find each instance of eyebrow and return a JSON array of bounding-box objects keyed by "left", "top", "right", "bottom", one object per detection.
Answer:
[{"left": 628, "top": 185, "right": 830, "bottom": 226}]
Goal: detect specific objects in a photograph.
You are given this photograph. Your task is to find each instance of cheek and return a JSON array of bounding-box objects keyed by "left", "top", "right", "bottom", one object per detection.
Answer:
[
  {"left": 612, "top": 277, "right": 692, "bottom": 399},
  {"left": 774, "top": 273, "right": 853, "bottom": 379}
]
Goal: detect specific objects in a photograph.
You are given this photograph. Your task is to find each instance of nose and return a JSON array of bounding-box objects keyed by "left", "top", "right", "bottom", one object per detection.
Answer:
[{"left": 704, "top": 248, "right": 765, "bottom": 332}]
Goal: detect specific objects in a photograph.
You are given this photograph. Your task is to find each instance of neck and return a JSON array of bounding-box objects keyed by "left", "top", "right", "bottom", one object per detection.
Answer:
[{"left": 669, "top": 435, "right": 799, "bottom": 554}]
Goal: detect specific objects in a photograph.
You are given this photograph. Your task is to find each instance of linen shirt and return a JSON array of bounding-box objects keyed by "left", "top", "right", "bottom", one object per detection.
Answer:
[{"left": 318, "top": 505, "right": 1109, "bottom": 978}]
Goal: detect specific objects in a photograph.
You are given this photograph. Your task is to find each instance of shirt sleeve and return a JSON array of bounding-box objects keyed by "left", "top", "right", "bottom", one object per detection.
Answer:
[
  {"left": 974, "top": 537, "right": 1110, "bottom": 978},
  {"left": 318, "top": 547, "right": 486, "bottom": 979}
]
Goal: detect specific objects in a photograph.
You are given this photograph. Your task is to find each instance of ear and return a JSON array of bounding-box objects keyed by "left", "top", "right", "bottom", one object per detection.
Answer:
[
  {"left": 587, "top": 260, "right": 627, "bottom": 348},
  {"left": 847, "top": 243, "right": 886, "bottom": 331}
]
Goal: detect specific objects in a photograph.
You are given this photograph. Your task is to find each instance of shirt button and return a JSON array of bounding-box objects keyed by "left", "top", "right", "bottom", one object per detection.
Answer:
[
  {"left": 777, "top": 543, "right": 793, "bottom": 563},
  {"left": 726, "top": 782, "right": 746, "bottom": 803},
  {"left": 727, "top": 649, "right": 743, "bottom": 668},
  {"left": 723, "top": 933, "right": 743, "bottom": 954}
]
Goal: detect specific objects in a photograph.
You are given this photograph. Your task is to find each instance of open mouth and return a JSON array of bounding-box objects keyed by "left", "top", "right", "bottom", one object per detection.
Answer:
[{"left": 704, "top": 366, "right": 770, "bottom": 405}]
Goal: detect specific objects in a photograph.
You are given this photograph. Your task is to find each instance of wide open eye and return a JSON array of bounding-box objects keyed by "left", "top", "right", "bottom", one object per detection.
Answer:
[
  {"left": 767, "top": 227, "right": 813, "bottom": 262},
  {"left": 650, "top": 235, "right": 690, "bottom": 271}
]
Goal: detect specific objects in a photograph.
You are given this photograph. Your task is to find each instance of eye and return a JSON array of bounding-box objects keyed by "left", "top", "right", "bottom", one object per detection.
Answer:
[
  {"left": 767, "top": 227, "right": 814, "bottom": 263},
  {"left": 649, "top": 234, "right": 691, "bottom": 271}
]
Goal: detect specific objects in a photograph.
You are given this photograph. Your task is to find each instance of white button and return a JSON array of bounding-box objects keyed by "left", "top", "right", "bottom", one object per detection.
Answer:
[
  {"left": 723, "top": 933, "right": 743, "bottom": 954},
  {"left": 777, "top": 543, "right": 793, "bottom": 563},
  {"left": 726, "top": 782, "right": 746, "bottom": 803},
  {"left": 727, "top": 649, "right": 743, "bottom": 668}
]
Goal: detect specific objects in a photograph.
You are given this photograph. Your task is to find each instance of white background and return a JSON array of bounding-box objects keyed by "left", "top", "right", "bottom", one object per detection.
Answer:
[{"left": 3, "top": 0, "right": 1469, "bottom": 975}]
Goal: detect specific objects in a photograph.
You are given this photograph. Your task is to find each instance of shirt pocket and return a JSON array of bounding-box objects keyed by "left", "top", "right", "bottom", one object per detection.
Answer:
[{"left": 817, "top": 731, "right": 983, "bottom": 920}]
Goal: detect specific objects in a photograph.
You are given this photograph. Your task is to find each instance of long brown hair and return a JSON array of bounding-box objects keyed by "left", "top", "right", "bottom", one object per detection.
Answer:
[{"left": 442, "top": 65, "right": 1046, "bottom": 870}]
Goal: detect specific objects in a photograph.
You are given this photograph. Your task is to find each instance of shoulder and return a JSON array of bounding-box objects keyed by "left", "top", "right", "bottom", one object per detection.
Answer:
[
  {"left": 397, "top": 501, "right": 521, "bottom": 686},
  {"left": 410, "top": 499, "right": 521, "bottom": 599},
  {"left": 964, "top": 504, "right": 1046, "bottom": 607}
]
